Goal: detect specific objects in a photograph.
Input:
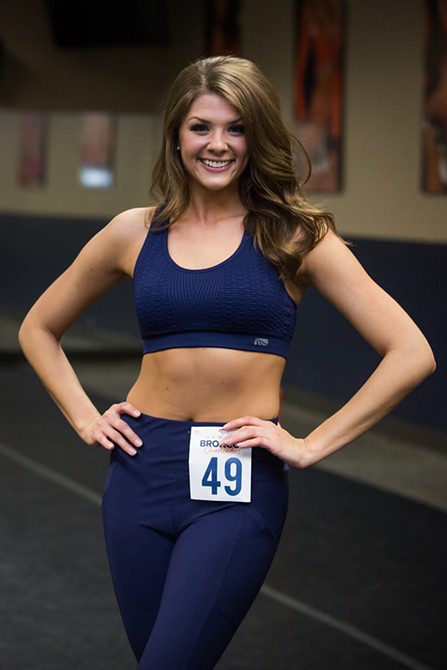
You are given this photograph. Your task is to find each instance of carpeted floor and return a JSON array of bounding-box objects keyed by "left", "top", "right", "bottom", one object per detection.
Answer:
[{"left": 1, "top": 362, "right": 446, "bottom": 669}]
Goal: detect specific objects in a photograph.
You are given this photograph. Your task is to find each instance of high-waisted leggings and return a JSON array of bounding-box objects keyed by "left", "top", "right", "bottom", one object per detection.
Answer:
[{"left": 102, "top": 412, "right": 289, "bottom": 669}]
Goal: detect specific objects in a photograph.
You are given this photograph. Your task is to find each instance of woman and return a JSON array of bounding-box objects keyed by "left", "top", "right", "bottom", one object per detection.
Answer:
[{"left": 19, "top": 56, "right": 435, "bottom": 669}]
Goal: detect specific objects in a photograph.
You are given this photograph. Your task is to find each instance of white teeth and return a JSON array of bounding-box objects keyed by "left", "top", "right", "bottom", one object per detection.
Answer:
[{"left": 202, "top": 159, "right": 231, "bottom": 168}]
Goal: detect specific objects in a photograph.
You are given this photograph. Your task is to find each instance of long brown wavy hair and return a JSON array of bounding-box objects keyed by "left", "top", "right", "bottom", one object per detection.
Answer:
[{"left": 150, "top": 55, "right": 338, "bottom": 282}]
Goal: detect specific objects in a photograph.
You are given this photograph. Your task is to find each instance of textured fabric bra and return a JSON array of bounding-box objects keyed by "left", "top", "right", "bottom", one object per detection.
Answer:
[{"left": 133, "top": 224, "right": 297, "bottom": 359}]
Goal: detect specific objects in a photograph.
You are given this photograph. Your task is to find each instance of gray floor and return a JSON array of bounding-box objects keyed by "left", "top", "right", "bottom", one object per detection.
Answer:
[{"left": 1, "top": 312, "right": 446, "bottom": 669}]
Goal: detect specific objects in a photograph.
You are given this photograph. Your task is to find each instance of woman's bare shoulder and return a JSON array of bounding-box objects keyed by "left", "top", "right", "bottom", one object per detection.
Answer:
[
  {"left": 71, "top": 207, "right": 156, "bottom": 279},
  {"left": 96, "top": 206, "right": 156, "bottom": 274},
  {"left": 299, "top": 229, "right": 351, "bottom": 276},
  {"left": 105, "top": 206, "right": 156, "bottom": 240}
]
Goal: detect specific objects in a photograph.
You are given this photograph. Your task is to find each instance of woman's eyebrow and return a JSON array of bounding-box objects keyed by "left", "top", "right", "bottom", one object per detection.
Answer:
[{"left": 186, "top": 115, "right": 243, "bottom": 124}]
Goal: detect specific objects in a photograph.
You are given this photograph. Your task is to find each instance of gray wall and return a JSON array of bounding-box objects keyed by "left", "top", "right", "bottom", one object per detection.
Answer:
[
  {"left": 0, "top": 0, "right": 445, "bottom": 241},
  {"left": 0, "top": 0, "right": 444, "bottom": 432}
]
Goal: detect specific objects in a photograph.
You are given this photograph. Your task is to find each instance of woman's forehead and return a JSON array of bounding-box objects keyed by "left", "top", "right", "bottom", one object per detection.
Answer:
[{"left": 182, "top": 93, "right": 241, "bottom": 123}]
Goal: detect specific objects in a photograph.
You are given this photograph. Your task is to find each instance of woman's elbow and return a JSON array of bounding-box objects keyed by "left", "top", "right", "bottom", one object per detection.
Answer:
[
  {"left": 18, "top": 311, "right": 47, "bottom": 354},
  {"left": 411, "top": 338, "right": 436, "bottom": 383},
  {"left": 18, "top": 314, "right": 34, "bottom": 354},
  {"left": 422, "top": 345, "right": 436, "bottom": 378}
]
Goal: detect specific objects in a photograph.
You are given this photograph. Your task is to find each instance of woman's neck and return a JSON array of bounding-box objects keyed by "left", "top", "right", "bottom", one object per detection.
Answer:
[{"left": 184, "top": 184, "right": 246, "bottom": 227}]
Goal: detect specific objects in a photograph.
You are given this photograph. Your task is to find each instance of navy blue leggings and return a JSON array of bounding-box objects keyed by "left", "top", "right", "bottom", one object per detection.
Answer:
[{"left": 102, "top": 413, "right": 289, "bottom": 669}]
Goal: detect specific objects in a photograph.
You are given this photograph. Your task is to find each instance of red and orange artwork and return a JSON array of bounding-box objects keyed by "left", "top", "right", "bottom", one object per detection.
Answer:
[
  {"left": 422, "top": 0, "right": 447, "bottom": 193},
  {"left": 17, "top": 112, "right": 47, "bottom": 188},
  {"left": 204, "top": 0, "right": 241, "bottom": 57},
  {"left": 294, "top": 0, "right": 346, "bottom": 193}
]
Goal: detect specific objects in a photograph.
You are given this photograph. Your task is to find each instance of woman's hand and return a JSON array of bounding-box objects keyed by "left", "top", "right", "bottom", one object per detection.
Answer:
[
  {"left": 81, "top": 402, "right": 143, "bottom": 456},
  {"left": 220, "top": 416, "right": 313, "bottom": 469}
]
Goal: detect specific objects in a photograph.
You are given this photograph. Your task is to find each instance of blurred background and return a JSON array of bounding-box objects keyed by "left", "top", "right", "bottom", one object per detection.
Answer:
[
  {"left": 0, "top": 2, "right": 446, "bottom": 669},
  {"left": 0, "top": 0, "right": 445, "bottom": 434}
]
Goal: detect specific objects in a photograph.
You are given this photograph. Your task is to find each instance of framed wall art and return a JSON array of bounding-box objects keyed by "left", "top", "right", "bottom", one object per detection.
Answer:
[
  {"left": 422, "top": 0, "right": 447, "bottom": 193},
  {"left": 79, "top": 112, "right": 116, "bottom": 189},
  {"left": 17, "top": 112, "right": 47, "bottom": 188},
  {"left": 204, "top": 0, "right": 241, "bottom": 56},
  {"left": 293, "top": 0, "right": 346, "bottom": 193}
]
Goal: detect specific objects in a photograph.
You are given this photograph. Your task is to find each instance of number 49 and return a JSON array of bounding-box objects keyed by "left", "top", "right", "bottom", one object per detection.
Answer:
[{"left": 201, "top": 456, "right": 242, "bottom": 496}]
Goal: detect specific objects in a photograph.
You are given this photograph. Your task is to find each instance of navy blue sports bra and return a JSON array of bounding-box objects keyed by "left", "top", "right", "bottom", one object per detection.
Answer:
[{"left": 133, "top": 225, "right": 297, "bottom": 359}]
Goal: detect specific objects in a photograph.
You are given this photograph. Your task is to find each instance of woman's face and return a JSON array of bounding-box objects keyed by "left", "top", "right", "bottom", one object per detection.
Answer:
[{"left": 178, "top": 93, "right": 249, "bottom": 194}]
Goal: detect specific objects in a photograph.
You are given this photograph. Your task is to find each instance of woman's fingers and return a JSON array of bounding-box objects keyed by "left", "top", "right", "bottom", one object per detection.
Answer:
[
  {"left": 220, "top": 416, "right": 309, "bottom": 468},
  {"left": 221, "top": 417, "right": 275, "bottom": 449},
  {"left": 222, "top": 416, "right": 263, "bottom": 431},
  {"left": 90, "top": 402, "right": 143, "bottom": 455}
]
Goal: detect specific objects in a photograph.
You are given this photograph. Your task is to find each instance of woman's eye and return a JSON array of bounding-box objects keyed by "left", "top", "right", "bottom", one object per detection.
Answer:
[
  {"left": 229, "top": 125, "right": 244, "bottom": 134},
  {"left": 190, "top": 123, "right": 208, "bottom": 133}
]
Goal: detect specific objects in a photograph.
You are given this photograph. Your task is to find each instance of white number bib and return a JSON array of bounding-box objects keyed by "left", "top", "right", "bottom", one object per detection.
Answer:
[{"left": 188, "top": 426, "right": 252, "bottom": 503}]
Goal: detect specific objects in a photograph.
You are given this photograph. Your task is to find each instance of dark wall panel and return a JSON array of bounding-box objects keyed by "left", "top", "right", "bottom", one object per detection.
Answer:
[
  {"left": 1, "top": 214, "right": 444, "bottom": 432},
  {"left": 283, "top": 236, "right": 446, "bottom": 432},
  {"left": 1, "top": 213, "right": 139, "bottom": 338}
]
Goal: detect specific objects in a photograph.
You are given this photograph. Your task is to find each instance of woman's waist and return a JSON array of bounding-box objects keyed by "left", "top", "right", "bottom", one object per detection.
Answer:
[
  {"left": 128, "top": 348, "right": 284, "bottom": 421},
  {"left": 127, "top": 384, "right": 281, "bottom": 424},
  {"left": 112, "top": 411, "right": 287, "bottom": 476}
]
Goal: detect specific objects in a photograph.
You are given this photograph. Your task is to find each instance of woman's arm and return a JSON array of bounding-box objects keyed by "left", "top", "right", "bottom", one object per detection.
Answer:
[
  {"left": 18, "top": 208, "right": 149, "bottom": 454},
  {"left": 222, "top": 231, "right": 436, "bottom": 467}
]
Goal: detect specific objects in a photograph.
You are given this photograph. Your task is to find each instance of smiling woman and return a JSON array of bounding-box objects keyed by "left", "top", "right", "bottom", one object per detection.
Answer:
[
  {"left": 177, "top": 93, "right": 248, "bottom": 193},
  {"left": 18, "top": 55, "right": 435, "bottom": 669}
]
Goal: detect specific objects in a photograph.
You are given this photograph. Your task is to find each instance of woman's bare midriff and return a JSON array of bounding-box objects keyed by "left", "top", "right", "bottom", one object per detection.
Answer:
[{"left": 126, "top": 347, "right": 286, "bottom": 422}]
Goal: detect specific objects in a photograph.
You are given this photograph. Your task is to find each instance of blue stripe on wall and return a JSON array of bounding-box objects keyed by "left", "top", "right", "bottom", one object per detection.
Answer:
[
  {"left": 0, "top": 213, "right": 139, "bottom": 337},
  {"left": 1, "top": 215, "right": 445, "bottom": 432}
]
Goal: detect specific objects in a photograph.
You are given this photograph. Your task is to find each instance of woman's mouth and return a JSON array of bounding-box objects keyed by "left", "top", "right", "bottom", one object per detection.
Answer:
[{"left": 199, "top": 158, "right": 234, "bottom": 170}]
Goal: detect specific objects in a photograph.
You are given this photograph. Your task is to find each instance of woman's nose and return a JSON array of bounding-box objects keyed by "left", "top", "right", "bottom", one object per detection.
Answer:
[{"left": 207, "top": 131, "right": 227, "bottom": 152}]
